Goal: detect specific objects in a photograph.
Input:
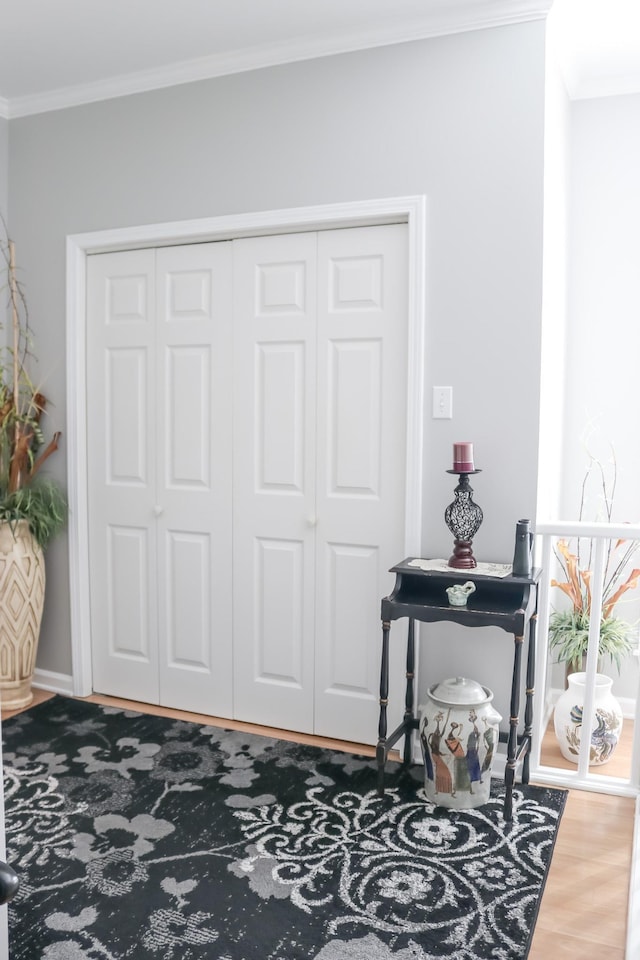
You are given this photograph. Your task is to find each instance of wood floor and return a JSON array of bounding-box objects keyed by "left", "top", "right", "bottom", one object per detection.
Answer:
[
  {"left": 532, "top": 720, "right": 634, "bottom": 959},
  {"left": 2, "top": 689, "right": 634, "bottom": 959}
]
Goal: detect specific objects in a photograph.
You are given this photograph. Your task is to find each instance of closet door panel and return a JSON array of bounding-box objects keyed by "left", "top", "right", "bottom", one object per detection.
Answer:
[
  {"left": 87, "top": 249, "right": 160, "bottom": 703},
  {"left": 156, "top": 243, "right": 233, "bottom": 717},
  {"left": 87, "top": 242, "right": 233, "bottom": 715},
  {"left": 233, "top": 233, "right": 317, "bottom": 733},
  {"left": 314, "top": 225, "right": 408, "bottom": 744}
]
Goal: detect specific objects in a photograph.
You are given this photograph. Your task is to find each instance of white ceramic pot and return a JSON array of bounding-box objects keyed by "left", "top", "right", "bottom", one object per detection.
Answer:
[
  {"left": 418, "top": 676, "right": 502, "bottom": 810},
  {"left": 553, "top": 672, "right": 623, "bottom": 765}
]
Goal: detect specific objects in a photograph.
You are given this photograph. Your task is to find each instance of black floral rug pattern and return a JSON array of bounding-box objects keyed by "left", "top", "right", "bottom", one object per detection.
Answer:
[{"left": 2, "top": 696, "right": 566, "bottom": 960}]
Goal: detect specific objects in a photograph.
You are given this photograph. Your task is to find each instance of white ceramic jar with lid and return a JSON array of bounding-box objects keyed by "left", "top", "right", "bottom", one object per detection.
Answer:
[{"left": 418, "top": 676, "right": 502, "bottom": 810}]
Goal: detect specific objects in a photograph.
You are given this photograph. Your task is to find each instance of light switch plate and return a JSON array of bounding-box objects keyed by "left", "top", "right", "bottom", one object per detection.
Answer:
[{"left": 432, "top": 386, "right": 453, "bottom": 419}]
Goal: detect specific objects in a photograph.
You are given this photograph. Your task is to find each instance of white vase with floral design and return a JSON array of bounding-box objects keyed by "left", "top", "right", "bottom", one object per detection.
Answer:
[{"left": 553, "top": 672, "right": 623, "bottom": 765}]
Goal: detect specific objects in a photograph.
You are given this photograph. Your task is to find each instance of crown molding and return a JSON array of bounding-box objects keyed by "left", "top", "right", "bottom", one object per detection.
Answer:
[
  {"left": 7, "top": 0, "right": 552, "bottom": 118},
  {"left": 0, "top": 97, "right": 9, "bottom": 120}
]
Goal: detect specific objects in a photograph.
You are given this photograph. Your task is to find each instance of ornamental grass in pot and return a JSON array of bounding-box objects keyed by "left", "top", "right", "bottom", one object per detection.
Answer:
[
  {"left": 0, "top": 222, "right": 66, "bottom": 708},
  {"left": 549, "top": 459, "right": 639, "bottom": 680}
]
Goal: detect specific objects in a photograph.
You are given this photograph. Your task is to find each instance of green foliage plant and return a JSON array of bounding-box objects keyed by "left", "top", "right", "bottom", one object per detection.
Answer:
[
  {"left": 548, "top": 606, "right": 634, "bottom": 674},
  {"left": 0, "top": 219, "right": 66, "bottom": 548}
]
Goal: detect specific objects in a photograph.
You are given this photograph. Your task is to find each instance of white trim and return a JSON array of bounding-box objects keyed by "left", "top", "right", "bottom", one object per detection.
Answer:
[
  {"left": 403, "top": 204, "right": 425, "bottom": 556},
  {"left": 532, "top": 765, "right": 638, "bottom": 799},
  {"left": 536, "top": 519, "right": 640, "bottom": 540},
  {"left": 66, "top": 196, "right": 427, "bottom": 699},
  {"left": 628, "top": 797, "right": 640, "bottom": 960},
  {"left": 66, "top": 239, "right": 93, "bottom": 697},
  {"left": 7, "top": 2, "right": 552, "bottom": 119},
  {"left": 67, "top": 198, "right": 422, "bottom": 254},
  {"left": 32, "top": 668, "right": 74, "bottom": 697},
  {"left": 531, "top": 532, "right": 554, "bottom": 771}
]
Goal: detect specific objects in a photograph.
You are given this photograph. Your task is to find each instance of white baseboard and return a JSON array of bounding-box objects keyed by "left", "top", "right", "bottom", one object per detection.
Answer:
[{"left": 32, "top": 669, "right": 74, "bottom": 697}]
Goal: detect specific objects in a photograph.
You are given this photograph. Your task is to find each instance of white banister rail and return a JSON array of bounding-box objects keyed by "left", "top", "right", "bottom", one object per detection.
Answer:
[{"left": 531, "top": 519, "right": 640, "bottom": 798}]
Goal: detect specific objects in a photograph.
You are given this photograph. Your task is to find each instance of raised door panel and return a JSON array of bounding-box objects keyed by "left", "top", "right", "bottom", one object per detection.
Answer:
[
  {"left": 163, "top": 531, "right": 211, "bottom": 668},
  {"left": 254, "top": 538, "right": 305, "bottom": 684},
  {"left": 107, "top": 526, "right": 152, "bottom": 661},
  {"left": 105, "top": 347, "right": 149, "bottom": 485},
  {"left": 323, "top": 543, "right": 380, "bottom": 692},
  {"left": 257, "top": 342, "right": 306, "bottom": 491},
  {"left": 327, "top": 339, "right": 382, "bottom": 496},
  {"left": 87, "top": 249, "right": 159, "bottom": 703},
  {"left": 232, "top": 233, "right": 317, "bottom": 733},
  {"left": 314, "top": 225, "right": 408, "bottom": 744},
  {"left": 155, "top": 243, "right": 233, "bottom": 717},
  {"left": 165, "top": 346, "right": 212, "bottom": 489}
]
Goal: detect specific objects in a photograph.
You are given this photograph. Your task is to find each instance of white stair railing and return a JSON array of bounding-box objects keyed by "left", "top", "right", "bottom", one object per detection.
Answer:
[{"left": 531, "top": 520, "right": 640, "bottom": 798}]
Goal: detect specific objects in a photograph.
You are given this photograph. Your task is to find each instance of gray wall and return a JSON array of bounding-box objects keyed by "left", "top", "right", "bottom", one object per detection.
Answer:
[
  {"left": 0, "top": 117, "right": 7, "bottom": 219},
  {"left": 562, "top": 92, "right": 640, "bottom": 700},
  {"left": 564, "top": 93, "right": 640, "bottom": 522},
  {"left": 0, "top": 114, "right": 7, "bottom": 320},
  {"left": 537, "top": 49, "right": 570, "bottom": 525},
  {"left": 7, "top": 21, "right": 546, "bottom": 719}
]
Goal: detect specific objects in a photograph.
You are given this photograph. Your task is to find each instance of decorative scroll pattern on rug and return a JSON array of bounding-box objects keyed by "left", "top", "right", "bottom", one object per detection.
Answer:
[{"left": 2, "top": 697, "right": 566, "bottom": 959}]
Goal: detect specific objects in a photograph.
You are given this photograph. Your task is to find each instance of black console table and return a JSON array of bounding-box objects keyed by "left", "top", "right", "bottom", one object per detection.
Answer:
[{"left": 377, "top": 558, "right": 541, "bottom": 820}]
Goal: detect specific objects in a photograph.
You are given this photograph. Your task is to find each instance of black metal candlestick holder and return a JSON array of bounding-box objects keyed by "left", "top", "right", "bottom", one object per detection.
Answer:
[{"left": 444, "top": 469, "right": 483, "bottom": 569}]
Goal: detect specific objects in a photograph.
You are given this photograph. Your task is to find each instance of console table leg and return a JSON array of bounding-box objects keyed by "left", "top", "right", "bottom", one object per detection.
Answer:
[
  {"left": 504, "top": 762, "right": 516, "bottom": 822},
  {"left": 523, "top": 614, "right": 537, "bottom": 785},
  {"left": 403, "top": 618, "right": 415, "bottom": 766},
  {"left": 376, "top": 619, "right": 391, "bottom": 796},
  {"left": 505, "top": 633, "right": 524, "bottom": 821}
]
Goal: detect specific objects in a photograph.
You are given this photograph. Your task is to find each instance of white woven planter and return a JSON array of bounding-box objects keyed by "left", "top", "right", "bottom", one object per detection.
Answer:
[{"left": 0, "top": 520, "right": 45, "bottom": 709}]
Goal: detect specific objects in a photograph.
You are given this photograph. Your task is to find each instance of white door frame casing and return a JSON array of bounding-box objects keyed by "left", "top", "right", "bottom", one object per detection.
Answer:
[{"left": 66, "top": 196, "right": 427, "bottom": 697}]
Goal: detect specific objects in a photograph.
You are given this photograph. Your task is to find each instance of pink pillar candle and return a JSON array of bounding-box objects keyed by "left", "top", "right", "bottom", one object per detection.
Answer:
[{"left": 453, "top": 442, "right": 474, "bottom": 472}]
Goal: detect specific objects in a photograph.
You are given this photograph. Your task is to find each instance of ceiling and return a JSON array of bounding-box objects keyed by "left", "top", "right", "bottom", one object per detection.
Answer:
[
  {"left": 0, "top": 0, "right": 637, "bottom": 118},
  {"left": 549, "top": 0, "right": 640, "bottom": 99}
]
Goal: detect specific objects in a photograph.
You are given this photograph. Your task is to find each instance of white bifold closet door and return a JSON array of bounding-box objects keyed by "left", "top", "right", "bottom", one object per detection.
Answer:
[
  {"left": 87, "top": 243, "right": 234, "bottom": 716},
  {"left": 87, "top": 224, "right": 407, "bottom": 743},
  {"left": 232, "top": 226, "right": 407, "bottom": 742}
]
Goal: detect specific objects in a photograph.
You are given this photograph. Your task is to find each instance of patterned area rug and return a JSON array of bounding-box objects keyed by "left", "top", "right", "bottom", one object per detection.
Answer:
[{"left": 2, "top": 696, "right": 566, "bottom": 959}]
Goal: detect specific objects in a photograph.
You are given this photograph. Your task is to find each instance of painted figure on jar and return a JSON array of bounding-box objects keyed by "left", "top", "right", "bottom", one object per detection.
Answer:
[
  {"left": 465, "top": 709, "right": 482, "bottom": 787},
  {"left": 482, "top": 715, "right": 497, "bottom": 774},
  {"left": 428, "top": 712, "right": 453, "bottom": 795},
  {"left": 420, "top": 718, "right": 434, "bottom": 782},
  {"left": 445, "top": 721, "right": 471, "bottom": 796}
]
